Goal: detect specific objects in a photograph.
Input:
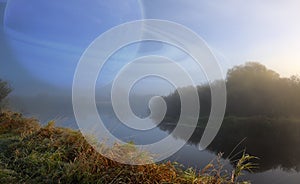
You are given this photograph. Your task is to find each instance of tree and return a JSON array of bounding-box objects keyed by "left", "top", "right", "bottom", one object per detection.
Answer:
[
  {"left": 225, "top": 62, "right": 281, "bottom": 116},
  {"left": 163, "top": 62, "right": 300, "bottom": 118},
  {"left": 0, "top": 79, "right": 12, "bottom": 109}
]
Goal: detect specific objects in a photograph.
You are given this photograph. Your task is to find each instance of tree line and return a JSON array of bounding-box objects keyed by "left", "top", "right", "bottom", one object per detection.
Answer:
[{"left": 163, "top": 62, "right": 300, "bottom": 118}]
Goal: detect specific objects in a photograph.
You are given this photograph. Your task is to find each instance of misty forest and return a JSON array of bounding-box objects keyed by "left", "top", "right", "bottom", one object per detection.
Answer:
[{"left": 159, "top": 62, "right": 300, "bottom": 172}]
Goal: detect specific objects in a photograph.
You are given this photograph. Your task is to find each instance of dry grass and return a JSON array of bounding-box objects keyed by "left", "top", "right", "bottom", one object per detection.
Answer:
[{"left": 0, "top": 111, "right": 254, "bottom": 183}]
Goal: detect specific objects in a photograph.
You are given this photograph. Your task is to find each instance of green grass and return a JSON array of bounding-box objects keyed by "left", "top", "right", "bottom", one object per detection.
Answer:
[{"left": 0, "top": 111, "right": 255, "bottom": 184}]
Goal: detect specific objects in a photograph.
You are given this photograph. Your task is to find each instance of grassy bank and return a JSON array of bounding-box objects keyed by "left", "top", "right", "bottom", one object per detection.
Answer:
[{"left": 0, "top": 111, "right": 254, "bottom": 183}]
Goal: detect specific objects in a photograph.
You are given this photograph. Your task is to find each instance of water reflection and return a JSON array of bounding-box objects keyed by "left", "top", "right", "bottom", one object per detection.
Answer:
[
  {"left": 11, "top": 93, "right": 300, "bottom": 173},
  {"left": 157, "top": 116, "right": 300, "bottom": 172},
  {"left": 9, "top": 93, "right": 300, "bottom": 184}
]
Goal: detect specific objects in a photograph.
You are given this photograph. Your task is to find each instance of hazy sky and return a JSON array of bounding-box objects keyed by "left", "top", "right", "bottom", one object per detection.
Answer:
[
  {"left": 1, "top": 0, "right": 300, "bottom": 95},
  {"left": 141, "top": 0, "right": 300, "bottom": 76}
]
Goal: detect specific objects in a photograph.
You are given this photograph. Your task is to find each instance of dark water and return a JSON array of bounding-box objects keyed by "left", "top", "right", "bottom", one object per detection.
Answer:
[
  {"left": 10, "top": 98, "right": 300, "bottom": 184},
  {"left": 158, "top": 117, "right": 300, "bottom": 184}
]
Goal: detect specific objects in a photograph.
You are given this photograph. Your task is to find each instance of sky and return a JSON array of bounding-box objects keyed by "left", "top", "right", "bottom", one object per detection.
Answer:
[
  {"left": 1, "top": 0, "right": 300, "bottom": 96},
  {"left": 141, "top": 0, "right": 300, "bottom": 76}
]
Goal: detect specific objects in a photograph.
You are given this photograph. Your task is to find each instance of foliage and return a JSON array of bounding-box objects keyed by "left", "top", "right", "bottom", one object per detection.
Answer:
[
  {"left": 226, "top": 62, "right": 300, "bottom": 117},
  {"left": 163, "top": 62, "right": 300, "bottom": 118},
  {"left": 0, "top": 79, "right": 12, "bottom": 110},
  {"left": 0, "top": 111, "right": 253, "bottom": 183},
  {"left": 231, "top": 152, "right": 258, "bottom": 183}
]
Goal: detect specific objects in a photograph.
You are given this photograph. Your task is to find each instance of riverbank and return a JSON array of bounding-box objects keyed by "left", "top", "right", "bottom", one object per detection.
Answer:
[{"left": 0, "top": 111, "right": 254, "bottom": 183}]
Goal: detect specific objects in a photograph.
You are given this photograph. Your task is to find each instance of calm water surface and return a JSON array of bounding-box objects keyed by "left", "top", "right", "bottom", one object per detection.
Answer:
[{"left": 15, "top": 101, "right": 300, "bottom": 184}]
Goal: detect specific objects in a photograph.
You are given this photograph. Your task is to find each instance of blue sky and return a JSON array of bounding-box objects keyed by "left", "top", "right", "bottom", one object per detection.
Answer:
[
  {"left": 1, "top": 0, "right": 300, "bottom": 95},
  {"left": 2, "top": 0, "right": 143, "bottom": 93}
]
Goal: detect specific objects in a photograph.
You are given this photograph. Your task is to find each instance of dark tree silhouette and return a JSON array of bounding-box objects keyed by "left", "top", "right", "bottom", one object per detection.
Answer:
[
  {"left": 160, "top": 62, "right": 300, "bottom": 172},
  {"left": 0, "top": 79, "right": 12, "bottom": 109},
  {"left": 163, "top": 62, "right": 300, "bottom": 119}
]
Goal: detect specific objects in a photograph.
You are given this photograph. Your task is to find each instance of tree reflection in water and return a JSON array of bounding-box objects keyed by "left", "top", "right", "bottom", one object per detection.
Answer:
[{"left": 156, "top": 116, "right": 300, "bottom": 173}]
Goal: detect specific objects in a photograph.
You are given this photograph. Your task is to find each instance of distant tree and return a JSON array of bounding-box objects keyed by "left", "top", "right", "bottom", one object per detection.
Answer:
[
  {"left": 226, "top": 62, "right": 300, "bottom": 117},
  {"left": 163, "top": 62, "right": 300, "bottom": 118},
  {"left": 0, "top": 79, "right": 12, "bottom": 109},
  {"left": 226, "top": 62, "right": 281, "bottom": 116}
]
